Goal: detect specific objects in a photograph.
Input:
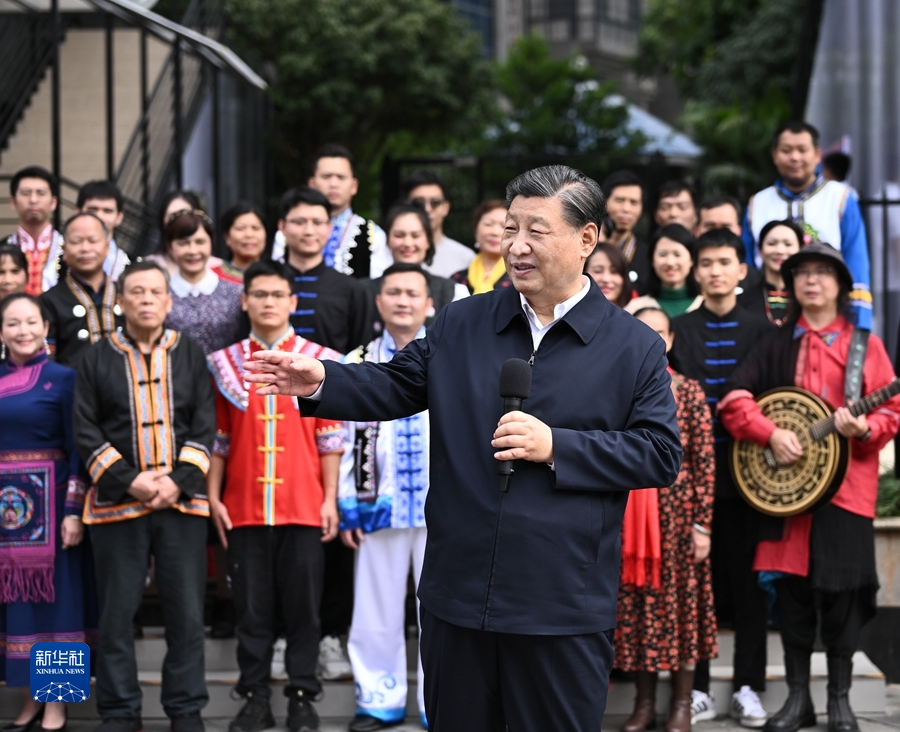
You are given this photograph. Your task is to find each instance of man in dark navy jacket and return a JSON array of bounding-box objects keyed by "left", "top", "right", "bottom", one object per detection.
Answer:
[{"left": 245, "top": 165, "right": 682, "bottom": 732}]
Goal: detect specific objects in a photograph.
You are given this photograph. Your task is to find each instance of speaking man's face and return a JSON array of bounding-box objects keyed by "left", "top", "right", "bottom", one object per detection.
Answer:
[{"left": 501, "top": 195, "right": 596, "bottom": 303}]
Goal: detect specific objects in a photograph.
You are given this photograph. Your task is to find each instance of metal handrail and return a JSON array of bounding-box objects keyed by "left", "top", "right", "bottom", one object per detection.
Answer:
[
  {"left": 81, "top": 0, "right": 265, "bottom": 89},
  {"left": 0, "top": 14, "right": 60, "bottom": 150}
]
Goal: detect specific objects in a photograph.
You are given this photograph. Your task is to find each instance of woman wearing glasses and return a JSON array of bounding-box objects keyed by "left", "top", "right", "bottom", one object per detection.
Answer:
[{"left": 164, "top": 209, "right": 244, "bottom": 355}]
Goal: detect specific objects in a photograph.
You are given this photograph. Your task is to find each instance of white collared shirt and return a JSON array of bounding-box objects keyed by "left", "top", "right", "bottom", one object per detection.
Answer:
[
  {"left": 519, "top": 275, "right": 591, "bottom": 351},
  {"left": 170, "top": 268, "right": 219, "bottom": 298}
]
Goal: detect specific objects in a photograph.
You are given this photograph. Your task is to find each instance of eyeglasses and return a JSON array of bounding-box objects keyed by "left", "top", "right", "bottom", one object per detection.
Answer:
[
  {"left": 285, "top": 217, "right": 330, "bottom": 228},
  {"left": 167, "top": 208, "right": 213, "bottom": 226},
  {"left": 247, "top": 290, "right": 292, "bottom": 301},
  {"left": 791, "top": 266, "right": 835, "bottom": 280},
  {"left": 410, "top": 197, "right": 446, "bottom": 211}
]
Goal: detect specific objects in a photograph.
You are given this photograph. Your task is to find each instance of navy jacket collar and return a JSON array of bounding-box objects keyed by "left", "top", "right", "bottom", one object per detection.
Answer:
[{"left": 495, "top": 277, "right": 608, "bottom": 345}]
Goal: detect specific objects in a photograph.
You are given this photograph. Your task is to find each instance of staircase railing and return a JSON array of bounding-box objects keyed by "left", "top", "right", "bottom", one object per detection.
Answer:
[
  {"left": 112, "top": 0, "right": 226, "bottom": 256},
  {"left": 0, "top": 13, "right": 60, "bottom": 153}
]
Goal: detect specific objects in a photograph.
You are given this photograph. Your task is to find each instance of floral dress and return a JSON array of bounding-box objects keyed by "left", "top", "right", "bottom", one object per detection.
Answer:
[{"left": 614, "top": 375, "right": 718, "bottom": 672}]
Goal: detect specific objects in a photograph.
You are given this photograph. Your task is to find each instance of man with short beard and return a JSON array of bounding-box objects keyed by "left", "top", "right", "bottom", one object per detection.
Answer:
[
  {"left": 742, "top": 121, "right": 871, "bottom": 329},
  {"left": 40, "top": 213, "right": 123, "bottom": 369}
]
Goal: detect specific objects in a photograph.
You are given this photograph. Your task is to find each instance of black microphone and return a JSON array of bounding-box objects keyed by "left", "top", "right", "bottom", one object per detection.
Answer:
[{"left": 497, "top": 358, "right": 532, "bottom": 493}]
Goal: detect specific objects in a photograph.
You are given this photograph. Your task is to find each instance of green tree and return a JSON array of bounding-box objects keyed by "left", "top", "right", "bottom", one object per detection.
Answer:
[
  {"left": 487, "top": 33, "right": 643, "bottom": 157},
  {"left": 224, "top": 0, "right": 495, "bottom": 205},
  {"left": 638, "top": 0, "right": 805, "bottom": 196}
]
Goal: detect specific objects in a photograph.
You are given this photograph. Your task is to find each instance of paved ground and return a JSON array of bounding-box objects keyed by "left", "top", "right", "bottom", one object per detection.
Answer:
[{"left": 15, "top": 685, "right": 900, "bottom": 732}]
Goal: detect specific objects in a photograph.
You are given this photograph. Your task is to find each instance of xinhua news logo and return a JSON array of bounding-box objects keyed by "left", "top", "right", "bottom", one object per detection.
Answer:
[{"left": 29, "top": 642, "right": 90, "bottom": 703}]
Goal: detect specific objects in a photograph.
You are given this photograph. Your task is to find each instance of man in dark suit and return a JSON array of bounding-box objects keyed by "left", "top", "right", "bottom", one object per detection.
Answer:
[{"left": 245, "top": 165, "right": 683, "bottom": 732}]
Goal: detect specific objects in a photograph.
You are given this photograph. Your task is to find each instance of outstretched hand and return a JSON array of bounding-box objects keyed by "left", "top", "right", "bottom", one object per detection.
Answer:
[{"left": 243, "top": 351, "right": 326, "bottom": 397}]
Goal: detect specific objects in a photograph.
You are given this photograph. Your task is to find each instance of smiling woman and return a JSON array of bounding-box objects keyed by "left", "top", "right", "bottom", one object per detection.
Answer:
[
  {"left": 0, "top": 293, "right": 93, "bottom": 732},
  {"left": 163, "top": 210, "right": 244, "bottom": 354},
  {"left": 365, "top": 204, "right": 467, "bottom": 331},
  {"left": 625, "top": 224, "right": 703, "bottom": 318}
]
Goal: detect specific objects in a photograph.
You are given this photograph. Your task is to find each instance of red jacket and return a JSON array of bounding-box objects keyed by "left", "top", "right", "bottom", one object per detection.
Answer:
[{"left": 719, "top": 315, "right": 900, "bottom": 575}]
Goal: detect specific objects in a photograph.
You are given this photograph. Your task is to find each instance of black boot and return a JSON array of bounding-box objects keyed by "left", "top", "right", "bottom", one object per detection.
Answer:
[
  {"left": 826, "top": 654, "right": 859, "bottom": 732},
  {"left": 764, "top": 649, "right": 816, "bottom": 732}
]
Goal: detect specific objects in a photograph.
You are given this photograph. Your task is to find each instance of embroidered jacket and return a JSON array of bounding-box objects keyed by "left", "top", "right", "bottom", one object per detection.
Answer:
[
  {"left": 337, "top": 331, "right": 430, "bottom": 533},
  {"left": 208, "top": 331, "right": 344, "bottom": 528},
  {"left": 668, "top": 302, "right": 774, "bottom": 498},
  {"left": 40, "top": 272, "right": 123, "bottom": 369},
  {"left": 742, "top": 176, "right": 872, "bottom": 329},
  {"left": 6, "top": 229, "right": 130, "bottom": 294},
  {"left": 73, "top": 329, "right": 215, "bottom": 524},
  {"left": 285, "top": 261, "right": 374, "bottom": 354},
  {"left": 272, "top": 208, "right": 392, "bottom": 280}
]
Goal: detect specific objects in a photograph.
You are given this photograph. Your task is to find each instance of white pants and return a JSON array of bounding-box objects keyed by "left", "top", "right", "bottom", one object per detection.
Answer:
[{"left": 348, "top": 527, "right": 427, "bottom": 722}]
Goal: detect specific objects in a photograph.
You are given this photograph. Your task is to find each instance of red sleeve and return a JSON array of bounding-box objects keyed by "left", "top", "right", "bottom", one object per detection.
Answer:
[
  {"left": 315, "top": 417, "right": 344, "bottom": 455},
  {"left": 719, "top": 389, "right": 778, "bottom": 447},
  {"left": 854, "top": 335, "right": 900, "bottom": 455}
]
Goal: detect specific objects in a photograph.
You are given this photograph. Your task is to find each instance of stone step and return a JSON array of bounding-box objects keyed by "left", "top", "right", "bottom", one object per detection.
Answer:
[{"left": 0, "top": 631, "right": 883, "bottom": 720}]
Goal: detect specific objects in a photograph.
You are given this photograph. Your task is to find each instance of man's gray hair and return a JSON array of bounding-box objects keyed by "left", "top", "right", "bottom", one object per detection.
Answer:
[{"left": 505, "top": 165, "right": 606, "bottom": 229}]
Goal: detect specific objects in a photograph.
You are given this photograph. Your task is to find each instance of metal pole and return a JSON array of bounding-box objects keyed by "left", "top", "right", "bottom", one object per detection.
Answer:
[
  {"left": 173, "top": 39, "right": 183, "bottom": 190},
  {"left": 211, "top": 66, "right": 221, "bottom": 237},
  {"left": 882, "top": 189, "right": 890, "bottom": 338},
  {"left": 51, "top": 0, "right": 61, "bottom": 231},
  {"left": 140, "top": 27, "right": 150, "bottom": 206},
  {"left": 105, "top": 14, "right": 114, "bottom": 180}
]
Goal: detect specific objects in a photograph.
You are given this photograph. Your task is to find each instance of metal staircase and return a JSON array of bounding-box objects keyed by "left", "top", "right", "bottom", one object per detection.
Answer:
[
  {"left": 0, "top": 0, "right": 265, "bottom": 255},
  {"left": 0, "top": 12, "right": 62, "bottom": 155}
]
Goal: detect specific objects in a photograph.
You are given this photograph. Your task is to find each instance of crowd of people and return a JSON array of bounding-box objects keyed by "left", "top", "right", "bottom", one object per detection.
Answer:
[{"left": 0, "top": 119, "right": 896, "bottom": 732}]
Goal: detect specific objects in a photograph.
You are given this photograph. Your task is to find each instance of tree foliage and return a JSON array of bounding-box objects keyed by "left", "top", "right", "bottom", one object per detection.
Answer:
[
  {"left": 224, "top": 0, "right": 494, "bottom": 193},
  {"left": 487, "top": 33, "right": 643, "bottom": 158},
  {"left": 638, "top": 0, "right": 805, "bottom": 196}
]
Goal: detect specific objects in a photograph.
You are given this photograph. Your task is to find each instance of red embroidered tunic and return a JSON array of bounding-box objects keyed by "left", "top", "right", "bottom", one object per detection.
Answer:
[
  {"left": 719, "top": 315, "right": 900, "bottom": 575},
  {"left": 208, "top": 331, "right": 344, "bottom": 528}
]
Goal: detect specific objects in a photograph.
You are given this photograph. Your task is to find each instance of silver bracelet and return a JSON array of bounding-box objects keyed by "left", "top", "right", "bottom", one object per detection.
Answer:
[{"left": 692, "top": 523, "right": 711, "bottom": 536}]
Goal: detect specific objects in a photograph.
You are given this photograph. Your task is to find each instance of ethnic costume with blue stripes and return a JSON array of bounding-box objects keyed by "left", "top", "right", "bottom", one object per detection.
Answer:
[
  {"left": 338, "top": 330, "right": 430, "bottom": 727},
  {"left": 283, "top": 260, "right": 375, "bottom": 355},
  {"left": 668, "top": 301, "right": 775, "bottom": 696}
]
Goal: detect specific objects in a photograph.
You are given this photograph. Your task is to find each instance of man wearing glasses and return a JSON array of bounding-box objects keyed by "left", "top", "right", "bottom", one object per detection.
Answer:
[
  {"left": 277, "top": 186, "right": 374, "bottom": 355},
  {"left": 720, "top": 240, "right": 900, "bottom": 732},
  {"left": 207, "top": 259, "right": 345, "bottom": 732},
  {"left": 402, "top": 170, "right": 474, "bottom": 278}
]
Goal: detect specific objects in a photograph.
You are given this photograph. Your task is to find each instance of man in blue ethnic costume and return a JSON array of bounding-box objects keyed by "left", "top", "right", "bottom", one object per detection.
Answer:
[
  {"left": 0, "top": 293, "right": 93, "bottom": 732},
  {"left": 73, "top": 261, "right": 215, "bottom": 732},
  {"left": 337, "top": 264, "right": 433, "bottom": 732}
]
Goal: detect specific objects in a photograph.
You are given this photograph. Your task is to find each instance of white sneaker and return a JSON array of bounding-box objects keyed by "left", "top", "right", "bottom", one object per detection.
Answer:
[
  {"left": 317, "top": 635, "right": 353, "bottom": 680},
  {"left": 691, "top": 689, "right": 717, "bottom": 723},
  {"left": 270, "top": 636, "right": 287, "bottom": 680},
  {"left": 731, "top": 686, "right": 768, "bottom": 728}
]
